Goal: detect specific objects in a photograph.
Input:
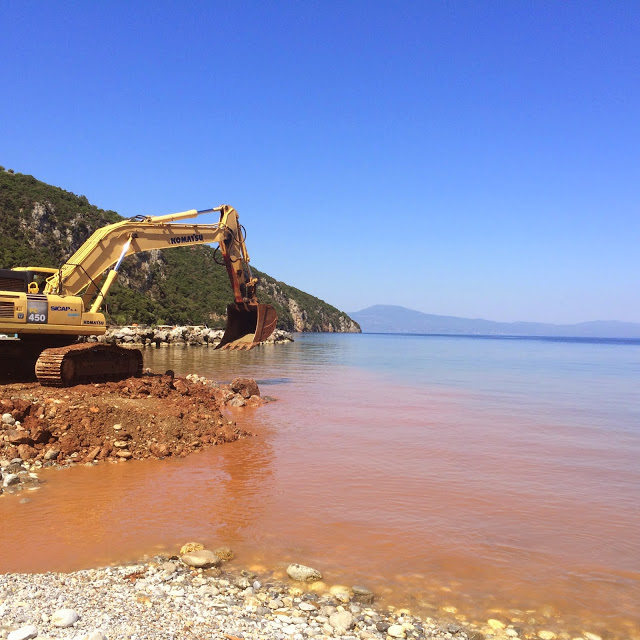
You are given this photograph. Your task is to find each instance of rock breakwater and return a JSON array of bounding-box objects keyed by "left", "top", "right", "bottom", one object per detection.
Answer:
[{"left": 91, "top": 326, "right": 294, "bottom": 347}]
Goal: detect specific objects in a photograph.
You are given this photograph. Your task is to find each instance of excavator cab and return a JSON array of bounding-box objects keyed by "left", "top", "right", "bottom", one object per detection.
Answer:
[{"left": 217, "top": 302, "right": 278, "bottom": 350}]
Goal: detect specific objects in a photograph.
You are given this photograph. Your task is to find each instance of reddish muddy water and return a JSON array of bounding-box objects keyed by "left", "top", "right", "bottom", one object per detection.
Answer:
[{"left": 1, "top": 335, "right": 638, "bottom": 638}]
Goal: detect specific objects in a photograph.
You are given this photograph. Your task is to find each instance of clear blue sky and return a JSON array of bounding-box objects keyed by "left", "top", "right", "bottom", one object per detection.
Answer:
[{"left": 1, "top": 1, "right": 638, "bottom": 323}]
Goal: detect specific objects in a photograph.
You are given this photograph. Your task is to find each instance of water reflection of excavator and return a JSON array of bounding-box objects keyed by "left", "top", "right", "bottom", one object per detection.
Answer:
[{"left": 0, "top": 205, "right": 277, "bottom": 386}]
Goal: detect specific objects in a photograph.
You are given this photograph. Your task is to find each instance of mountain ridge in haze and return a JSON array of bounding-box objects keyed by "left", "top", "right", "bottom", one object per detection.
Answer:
[{"left": 349, "top": 305, "right": 640, "bottom": 339}]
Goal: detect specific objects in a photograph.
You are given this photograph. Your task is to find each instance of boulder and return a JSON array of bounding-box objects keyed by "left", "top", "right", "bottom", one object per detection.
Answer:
[
  {"left": 7, "top": 625, "right": 38, "bottom": 640},
  {"left": 17, "top": 444, "right": 37, "bottom": 460},
  {"left": 149, "top": 442, "right": 171, "bottom": 457},
  {"left": 180, "top": 549, "right": 222, "bottom": 568},
  {"left": 387, "top": 624, "right": 406, "bottom": 638},
  {"left": 3, "top": 473, "right": 19, "bottom": 487},
  {"left": 286, "top": 563, "right": 323, "bottom": 582},
  {"left": 51, "top": 608, "right": 79, "bottom": 628},
  {"left": 329, "top": 610, "right": 355, "bottom": 633},
  {"left": 44, "top": 448, "right": 60, "bottom": 461},
  {"left": 6, "top": 429, "right": 33, "bottom": 446},
  {"left": 180, "top": 542, "right": 204, "bottom": 554},
  {"left": 85, "top": 446, "right": 101, "bottom": 462},
  {"left": 213, "top": 546, "right": 234, "bottom": 562},
  {"left": 28, "top": 425, "right": 52, "bottom": 444},
  {"left": 352, "top": 584, "right": 374, "bottom": 603},
  {"left": 231, "top": 377, "right": 260, "bottom": 399}
]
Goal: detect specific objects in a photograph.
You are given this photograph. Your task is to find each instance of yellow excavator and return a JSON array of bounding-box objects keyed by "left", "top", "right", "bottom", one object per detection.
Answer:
[{"left": 0, "top": 204, "right": 277, "bottom": 386}]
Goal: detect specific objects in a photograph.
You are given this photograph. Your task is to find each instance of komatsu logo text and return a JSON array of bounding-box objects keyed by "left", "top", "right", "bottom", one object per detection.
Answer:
[
  {"left": 83, "top": 320, "right": 104, "bottom": 325},
  {"left": 170, "top": 234, "right": 204, "bottom": 245}
]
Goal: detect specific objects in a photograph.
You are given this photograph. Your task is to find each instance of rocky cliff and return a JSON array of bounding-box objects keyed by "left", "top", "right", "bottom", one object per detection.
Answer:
[{"left": 0, "top": 169, "right": 360, "bottom": 333}]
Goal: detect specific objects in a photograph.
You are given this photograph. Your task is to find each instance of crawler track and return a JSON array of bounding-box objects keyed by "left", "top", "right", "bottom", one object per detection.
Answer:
[{"left": 35, "top": 343, "right": 143, "bottom": 387}]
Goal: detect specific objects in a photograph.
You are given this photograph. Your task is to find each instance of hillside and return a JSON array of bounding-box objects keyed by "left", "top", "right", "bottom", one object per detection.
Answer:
[
  {"left": 350, "top": 305, "right": 640, "bottom": 339},
  {"left": 0, "top": 169, "right": 360, "bottom": 333}
]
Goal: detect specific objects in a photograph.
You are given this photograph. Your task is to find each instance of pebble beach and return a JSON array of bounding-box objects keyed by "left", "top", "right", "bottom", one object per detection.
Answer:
[{"left": 0, "top": 554, "right": 481, "bottom": 640}]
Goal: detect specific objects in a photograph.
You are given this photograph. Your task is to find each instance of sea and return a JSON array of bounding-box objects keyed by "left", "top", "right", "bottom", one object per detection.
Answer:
[{"left": 1, "top": 333, "right": 639, "bottom": 638}]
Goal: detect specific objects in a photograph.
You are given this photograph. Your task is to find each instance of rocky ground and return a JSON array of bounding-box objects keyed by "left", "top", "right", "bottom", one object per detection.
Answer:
[
  {"left": 0, "top": 547, "right": 492, "bottom": 640},
  {"left": 0, "top": 374, "right": 268, "bottom": 493}
]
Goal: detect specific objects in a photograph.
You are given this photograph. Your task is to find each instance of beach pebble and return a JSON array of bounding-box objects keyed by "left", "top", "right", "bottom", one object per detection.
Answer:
[
  {"left": 330, "top": 610, "right": 355, "bottom": 633},
  {"left": 3, "top": 473, "right": 19, "bottom": 487},
  {"left": 213, "top": 546, "right": 234, "bottom": 562},
  {"left": 488, "top": 619, "right": 507, "bottom": 630},
  {"left": 2, "top": 413, "right": 15, "bottom": 425},
  {"left": 538, "top": 632, "right": 557, "bottom": 640},
  {"left": 7, "top": 626, "right": 38, "bottom": 640},
  {"left": 52, "top": 608, "right": 79, "bottom": 627},
  {"left": 352, "top": 585, "right": 374, "bottom": 604},
  {"left": 387, "top": 624, "right": 406, "bottom": 638},
  {"left": 180, "top": 541, "right": 204, "bottom": 554},
  {"left": 161, "top": 561, "right": 177, "bottom": 574},
  {"left": 180, "top": 549, "right": 221, "bottom": 568},
  {"left": 583, "top": 634, "right": 602, "bottom": 640},
  {"left": 287, "top": 563, "right": 323, "bottom": 582}
]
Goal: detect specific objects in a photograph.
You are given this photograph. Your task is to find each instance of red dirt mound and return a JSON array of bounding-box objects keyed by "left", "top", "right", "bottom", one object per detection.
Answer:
[{"left": 0, "top": 374, "right": 264, "bottom": 466}]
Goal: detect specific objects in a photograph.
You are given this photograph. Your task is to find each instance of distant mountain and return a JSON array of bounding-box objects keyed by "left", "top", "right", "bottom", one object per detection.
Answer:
[{"left": 349, "top": 305, "right": 640, "bottom": 339}]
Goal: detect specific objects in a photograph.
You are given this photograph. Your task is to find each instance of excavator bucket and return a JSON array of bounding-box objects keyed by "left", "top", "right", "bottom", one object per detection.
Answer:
[{"left": 216, "top": 302, "right": 278, "bottom": 350}]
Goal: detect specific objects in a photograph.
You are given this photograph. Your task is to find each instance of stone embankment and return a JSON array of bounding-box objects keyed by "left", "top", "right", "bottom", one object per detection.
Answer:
[
  {"left": 0, "top": 374, "right": 268, "bottom": 485},
  {"left": 0, "top": 545, "right": 483, "bottom": 640},
  {"left": 91, "top": 326, "right": 294, "bottom": 347}
]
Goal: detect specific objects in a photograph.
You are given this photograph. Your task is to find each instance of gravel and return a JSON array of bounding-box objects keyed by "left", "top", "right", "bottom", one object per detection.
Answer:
[{"left": 0, "top": 559, "right": 472, "bottom": 640}]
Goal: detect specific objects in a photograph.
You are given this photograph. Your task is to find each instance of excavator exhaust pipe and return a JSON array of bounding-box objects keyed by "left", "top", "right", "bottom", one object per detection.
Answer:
[{"left": 216, "top": 303, "right": 278, "bottom": 350}]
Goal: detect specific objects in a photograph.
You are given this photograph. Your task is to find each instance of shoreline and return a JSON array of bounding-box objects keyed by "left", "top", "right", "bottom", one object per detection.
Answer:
[
  {"left": 0, "top": 550, "right": 515, "bottom": 640},
  {"left": 0, "top": 547, "right": 614, "bottom": 640}
]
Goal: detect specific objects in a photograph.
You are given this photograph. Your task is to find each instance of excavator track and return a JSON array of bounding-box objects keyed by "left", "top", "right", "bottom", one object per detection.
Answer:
[{"left": 35, "top": 343, "right": 143, "bottom": 387}]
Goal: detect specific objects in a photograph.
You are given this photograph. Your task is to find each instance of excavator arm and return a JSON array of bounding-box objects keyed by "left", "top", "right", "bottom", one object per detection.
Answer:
[
  {"left": 45, "top": 204, "right": 276, "bottom": 349},
  {"left": 0, "top": 203, "right": 276, "bottom": 386}
]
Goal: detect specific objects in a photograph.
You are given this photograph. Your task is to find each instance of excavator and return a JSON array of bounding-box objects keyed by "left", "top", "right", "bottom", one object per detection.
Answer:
[{"left": 0, "top": 204, "right": 277, "bottom": 386}]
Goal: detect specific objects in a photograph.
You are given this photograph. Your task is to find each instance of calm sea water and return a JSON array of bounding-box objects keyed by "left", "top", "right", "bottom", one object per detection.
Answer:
[{"left": 2, "top": 333, "right": 638, "bottom": 638}]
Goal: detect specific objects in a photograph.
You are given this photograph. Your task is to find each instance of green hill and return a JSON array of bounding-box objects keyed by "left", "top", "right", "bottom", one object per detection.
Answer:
[{"left": 0, "top": 168, "right": 360, "bottom": 333}]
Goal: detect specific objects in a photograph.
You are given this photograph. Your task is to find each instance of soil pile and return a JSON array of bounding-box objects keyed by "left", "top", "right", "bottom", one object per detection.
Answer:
[{"left": 0, "top": 374, "right": 264, "bottom": 466}]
